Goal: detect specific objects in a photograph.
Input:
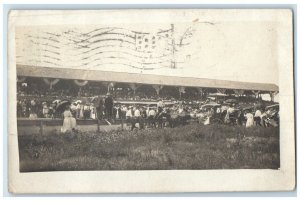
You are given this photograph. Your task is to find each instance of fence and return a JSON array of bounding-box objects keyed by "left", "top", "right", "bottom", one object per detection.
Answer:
[{"left": 17, "top": 118, "right": 126, "bottom": 135}]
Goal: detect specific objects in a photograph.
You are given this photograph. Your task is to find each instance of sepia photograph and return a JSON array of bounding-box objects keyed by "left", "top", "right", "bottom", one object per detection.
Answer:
[{"left": 8, "top": 9, "right": 295, "bottom": 193}]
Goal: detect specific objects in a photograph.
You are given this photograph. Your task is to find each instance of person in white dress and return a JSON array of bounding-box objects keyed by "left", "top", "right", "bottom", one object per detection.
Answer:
[
  {"left": 76, "top": 103, "right": 81, "bottom": 119},
  {"left": 225, "top": 105, "right": 235, "bottom": 124},
  {"left": 254, "top": 109, "right": 262, "bottom": 126},
  {"left": 90, "top": 104, "right": 96, "bottom": 119},
  {"left": 70, "top": 103, "right": 77, "bottom": 118},
  {"left": 132, "top": 107, "right": 141, "bottom": 129},
  {"left": 148, "top": 107, "right": 156, "bottom": 128},
  {"left": 79, "top": 104, "right": 84, "bottom": 119},
  {"left": 245, "top": 110, "right": 254, "bottom": 128},
  {"left": 126, "top": 106, "right": 133, "bottom": 119},
  {"left": 61, "top": 105, "right": 77, "bottom": 133},
  {"left": 42, "top": 102, "right": 49, "bottom": 118}
]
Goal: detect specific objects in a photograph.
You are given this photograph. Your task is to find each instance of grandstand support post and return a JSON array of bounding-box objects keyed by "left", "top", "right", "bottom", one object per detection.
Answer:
[
  {"left": 270, "top": 92, "right": 274, "bottom": 102},
  {"left": 153, "top": 85, "right": 163, "bottom": 96},
  {"left": 129, "top": 83, "right": 138, "bottom": 100},
  {"left": 233, "top": 89, "right": 245, "bottom": 102},
  {"left": 270, "top": 91, "right": 278, "bottom": 102},
  {"left": 101, "top": 82, "right": 109, "bottom": 92},
  {"left": 109, "top": 82, "right": 115, "bottom": 92},
  {"left": 39, "top": 120, "right": 44, "bottom": 135},
  {"left": 197, "top": 88, "right": 206, "bottom": 100},
  {"left": 252, "top": 90, "right": 261, "bottom": 99},
  {"left": 197, "top": 88, "right": 203, "bottom": 99},
  {"left": 17, "top": 76, "right": 27, "bottom": 83},
  {"left": 217, "top": 88, "right": 227, "bottom": 102},
  {"left": 217, "top": 88, "right": 226, "bottom": 94},
  {"left": 178, "top": 86, "right": 185, "bottom": 100}
]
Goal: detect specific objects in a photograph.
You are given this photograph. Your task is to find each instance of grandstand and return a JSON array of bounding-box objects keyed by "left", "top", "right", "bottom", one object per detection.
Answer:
[{"left": 17, "top": 64, "right": 279, "bottom": 102}]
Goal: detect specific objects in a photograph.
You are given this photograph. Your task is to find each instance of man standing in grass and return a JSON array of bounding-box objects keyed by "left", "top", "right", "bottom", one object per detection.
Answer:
[
  {"left": 105, "top": 93, "right": 114, "bottom": 121},
  {"left": 95, "top": 95, "right": 104, "bottom": 120}
]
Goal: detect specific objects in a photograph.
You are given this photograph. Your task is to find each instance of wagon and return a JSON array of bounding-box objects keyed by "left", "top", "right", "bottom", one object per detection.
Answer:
[
  {"left": 210, "top": 108, "right": 241, "bottom": 125},
  {"left": 264, "top": 104, "right": 279, "bottom": 127},
  {"left": 265, "top": 104, "right": 279, "bottom": 111},
  {"left": 200, "top": 103, "right": 221, "bottom": 111}
]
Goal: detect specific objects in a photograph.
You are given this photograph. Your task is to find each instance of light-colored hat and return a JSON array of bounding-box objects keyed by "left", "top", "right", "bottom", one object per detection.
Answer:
[{"left": 31, "top": 100, "right": 36, "bottom": 105}]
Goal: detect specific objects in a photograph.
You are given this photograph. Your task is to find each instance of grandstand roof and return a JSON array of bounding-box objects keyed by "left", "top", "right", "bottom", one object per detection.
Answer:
[{"left": 17, "top": 65, "right": 279, "bottom": 92}]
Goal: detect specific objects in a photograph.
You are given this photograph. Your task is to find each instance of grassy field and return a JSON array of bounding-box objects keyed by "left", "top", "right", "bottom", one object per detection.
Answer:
[{"left": 18, "top": 123, "right": 280, "bottom": 172}]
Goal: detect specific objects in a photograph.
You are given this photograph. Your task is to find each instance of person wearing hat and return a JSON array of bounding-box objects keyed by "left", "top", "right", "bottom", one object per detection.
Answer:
[
  {"left": 133, "top": 106, "right": 143, "bottom": 130},
  {"left": 126, "top": 106, "right": 135, "bottom": 130},
  {"left": 83, "top": 103, "right": 90, "bottom": 120},
  {"left": 148, "top": 107, "right": 157, "bottom": 128},
  {"left": 104, "top": 92, "right": 114, "bottom": 120},
  {"left": 244, "top": 109, "right": 254, "bottom": 128},
  {"left": 140, "top": 106, "right": 147, "bottom": 129},
  {"left": 75, "top": 102, "right": 81, "bottom": 119},
  {"left": 121, "top": 105, "right": 128, "bottom": 119},
  {"left": 254, "top": 108, "right": 262, "bottom": 126},
  {"left": 29, "top": 99, "right": 38, "bottom": 119},
  {"left": 126, "top": 106, "right": 134, "bottom": 119},
  {"left": 95, "top": 95, "right": 104, "bottom": 120},
  {"left": 42, "top": 102, "right": 49, "bottom": 118},
  {"left": 61, "top": 104, "right": 77, "bottom": 133},
  {"left": 90, "top": 103, "right": 96, "bottom": 119},
  {"left": 157, "top": 99, "right": 164, "bottom": 113},
  {"left": 17, "top": 100, "right": 22, "bottom": 117}
]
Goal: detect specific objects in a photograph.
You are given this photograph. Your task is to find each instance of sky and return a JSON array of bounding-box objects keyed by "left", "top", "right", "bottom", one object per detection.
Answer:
[{"left": 14, "top": 10, "right": 282, "bottom": 85}]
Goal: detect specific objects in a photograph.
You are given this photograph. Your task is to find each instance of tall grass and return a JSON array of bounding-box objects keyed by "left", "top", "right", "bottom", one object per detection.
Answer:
[{"left": 18, "top": 124, "right": 279, "bottom": 172}]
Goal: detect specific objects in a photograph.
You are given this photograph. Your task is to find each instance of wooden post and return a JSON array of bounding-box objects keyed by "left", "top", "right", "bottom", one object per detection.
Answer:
[
  {"left": 270, "top": 92, "right": 275, "bottom": 102},
  {"left": 121, "top": 117, "right": 124, "bottom": 131},
  {"left": 179, "top": 86, "right": 185, "bottom": 100},
  {"left": 153, "top": 85, "right": 162, "bottom": 96},
  {"left": 39, "top": 120, "right": 44, "bottom": 135},
  {"left": 97, "top": 119, "right": 100, "bottom": 133}
]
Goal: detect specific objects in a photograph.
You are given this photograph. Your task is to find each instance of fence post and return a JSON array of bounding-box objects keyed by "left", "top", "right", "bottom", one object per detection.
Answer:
[
  {"left": 39, "top": 120, "right": 44, "bottom": 135},
  {"left": 121, "top": 117, "right": 124, "bottom": 131},
  {"left": 97, "top": 119, "right": 100, "bottom": 133}
]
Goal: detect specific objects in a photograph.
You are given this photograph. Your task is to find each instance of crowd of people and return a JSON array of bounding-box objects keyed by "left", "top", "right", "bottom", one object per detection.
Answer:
[
  {"left": 17, "top": 80, "right": 185, "bottom": 102},
  {"left": 57, "top": 95, "right": 279, "bottom": 133},
  {"left": 17, "top": 79, "right": 207, "bottom": 115},
  {"left": 16, "top": 85, "right": 202, "bottom": 120},
  {"left": 17, "top": 79, "right": 279, "bottom": 133}
]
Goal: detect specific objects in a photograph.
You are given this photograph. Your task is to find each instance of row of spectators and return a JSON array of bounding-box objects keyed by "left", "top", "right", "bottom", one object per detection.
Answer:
[
  {"left": 17, "top": 80, "right": 205, "bottom": 102},
  {"left": 15, "top": 96, "right": 196, "bottom": 119}
]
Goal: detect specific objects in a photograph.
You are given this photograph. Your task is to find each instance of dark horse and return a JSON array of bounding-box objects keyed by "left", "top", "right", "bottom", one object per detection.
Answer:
[
  {"left": 154, "top": 109, "right": 191, "bottom": 128},
  {"left": 154, "top": 109, "right": 171, "bottom": 128},
  {"left": 169, "top": 111, "right": 191, "bottom": 128}
]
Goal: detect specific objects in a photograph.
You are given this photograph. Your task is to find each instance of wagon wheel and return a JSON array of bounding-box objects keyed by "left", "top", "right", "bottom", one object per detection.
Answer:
[
  {"left": 211, "top": 118, "right": 223, "bottom": 124},
  {"left": 229, "top": 117, "right": 238, "bottom": 126}
]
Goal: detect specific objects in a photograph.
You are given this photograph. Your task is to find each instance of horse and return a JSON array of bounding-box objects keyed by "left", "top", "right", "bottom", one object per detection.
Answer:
[
  {"left": 153, "top": 108, "right": 191, "bottom": 128},
  {"left": 168, "top": 110, "right": 191, "bottom": 128},
  {"left": 154, "top": 109, "right": 171, "bottom": 128}
]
